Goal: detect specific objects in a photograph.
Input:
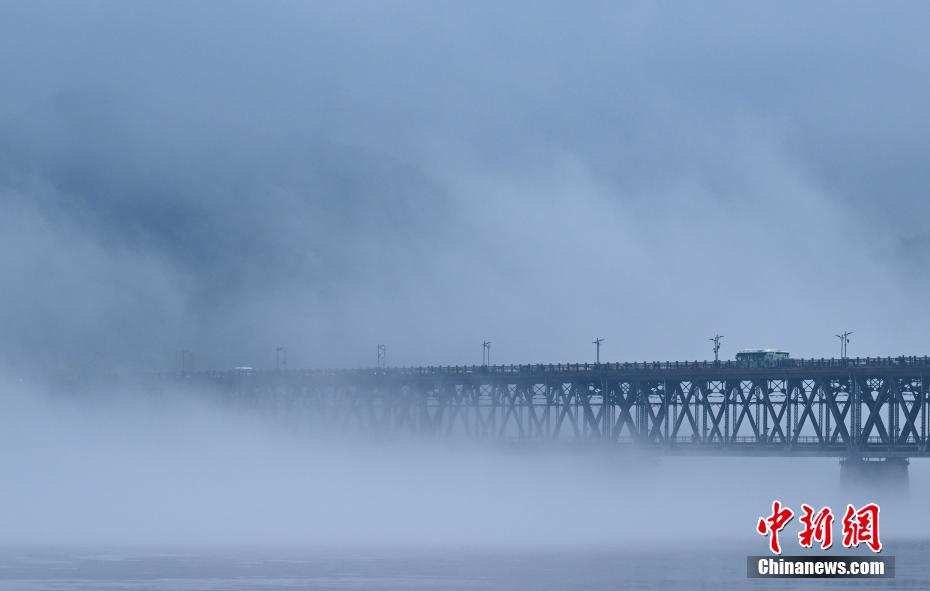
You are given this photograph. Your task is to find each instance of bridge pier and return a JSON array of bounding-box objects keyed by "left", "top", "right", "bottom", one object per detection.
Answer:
[{"left": 839, "top": 457, "right": 909, "bottom": 492}]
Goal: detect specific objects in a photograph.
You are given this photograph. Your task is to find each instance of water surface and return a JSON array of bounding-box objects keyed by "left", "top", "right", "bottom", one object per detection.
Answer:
[{"left": 1, "top": 542, "right": 926, "bottom": 590}]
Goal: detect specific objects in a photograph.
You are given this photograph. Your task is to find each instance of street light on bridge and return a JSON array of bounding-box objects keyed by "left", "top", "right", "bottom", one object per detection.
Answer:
[
  {"left": 709, "top": 334, "right": 724, "bottom": 362},
  {"left": 482, "top": 341, "right": 492, "bottom": 366},
  {"left": 180, "top": 349, "right": 193, "bottom": 374},
  {"left": 377, "top": 344, "right": 386, "bottom": 369},
  {"left": 593, "top": 337, "right": 604, "bottom": 364},
  {"left": 276, "top": 346, "right": 287, "bottom": 371},
  {"left": 836, "top": 331, "right": 853, "bottom": 359}
]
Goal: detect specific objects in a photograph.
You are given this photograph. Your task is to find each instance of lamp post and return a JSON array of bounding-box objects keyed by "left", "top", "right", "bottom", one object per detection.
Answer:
[
  {"left": 836, "top": 331, "right": 853, "bottom": 359},
  {"left": 593, "top": 337, "right": 604, "bottom": 364},
  {"left": 181, "top": 349, "right": 192, "bottom": 374},
  {"left": 709, "top": 334, "right": 724, "bottom": 362}
]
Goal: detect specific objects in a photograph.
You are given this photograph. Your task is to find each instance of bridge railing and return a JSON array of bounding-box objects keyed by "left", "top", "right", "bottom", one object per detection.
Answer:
[
  {"left": 667, "top": 435, "right": 903, "bottom": 447},
  {"left": 163, "top": 355, "right": 930, "bottom": 379}
]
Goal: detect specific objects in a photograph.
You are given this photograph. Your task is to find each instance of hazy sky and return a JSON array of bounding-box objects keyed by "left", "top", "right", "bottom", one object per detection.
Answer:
[{"left": 1, "top": 1, "right": 928, "bottom": 372}]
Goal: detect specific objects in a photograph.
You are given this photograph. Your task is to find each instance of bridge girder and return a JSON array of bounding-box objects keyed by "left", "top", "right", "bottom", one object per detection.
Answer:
[{"left": 164, "top": 358, "right": 930, "bottom": 458}]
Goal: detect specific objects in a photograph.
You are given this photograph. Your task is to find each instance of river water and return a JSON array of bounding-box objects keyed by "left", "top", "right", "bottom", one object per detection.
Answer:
[{"left": 1, "top": 542, "right": 927, "bottom": 590}]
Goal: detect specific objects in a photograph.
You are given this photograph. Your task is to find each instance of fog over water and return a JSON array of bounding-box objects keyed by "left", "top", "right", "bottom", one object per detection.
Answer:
[
  {"left": 4, "top": 378, "right": 930, "bottom": 548},
  {"left": 1, "top": 0, "right": 929, "bottom": 559}
]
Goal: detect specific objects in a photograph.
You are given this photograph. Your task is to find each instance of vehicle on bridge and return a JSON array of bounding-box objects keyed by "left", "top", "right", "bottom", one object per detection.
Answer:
[{"left": 735, "top": 349, "right": 791, "bottom": 367}]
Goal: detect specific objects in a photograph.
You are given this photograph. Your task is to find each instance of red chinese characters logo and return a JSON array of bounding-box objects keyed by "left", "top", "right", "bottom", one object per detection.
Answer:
[
  {"left": 756, "top": 500, "right": 794, "bottom": 555},
  {"left": 757, "top": 501, "right": 881, "bottom": 554},
  {"left": 798, "top": 504, "right": 834, "bottom": 550},
  {"left": 842, "top": 503, "right": 882, "bottom": 552}
]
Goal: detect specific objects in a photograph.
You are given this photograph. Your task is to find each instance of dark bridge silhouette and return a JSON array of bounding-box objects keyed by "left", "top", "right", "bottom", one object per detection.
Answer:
[{"left": 167, "top": 356, "right": 929, "bottom": 469}]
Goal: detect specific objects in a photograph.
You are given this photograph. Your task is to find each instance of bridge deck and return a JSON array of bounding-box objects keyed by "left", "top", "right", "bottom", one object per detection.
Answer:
[{"left": 177, "top": 355, "right": 930, "bottom": 383}]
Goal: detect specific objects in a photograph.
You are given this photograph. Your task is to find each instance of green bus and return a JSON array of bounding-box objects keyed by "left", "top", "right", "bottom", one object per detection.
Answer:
[{"left": 735, "top": 349, "right": 791, "bottom": 367}]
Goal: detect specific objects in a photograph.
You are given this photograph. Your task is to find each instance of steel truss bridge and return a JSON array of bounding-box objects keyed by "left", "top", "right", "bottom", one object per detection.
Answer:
[{"left": 162, "top": 356, "right": 930, "bottom": 459}]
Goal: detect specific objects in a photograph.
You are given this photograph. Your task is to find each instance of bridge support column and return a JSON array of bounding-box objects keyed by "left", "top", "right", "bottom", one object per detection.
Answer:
[{"left": 839, "top": 457, "right": 909, "bottom": 491}]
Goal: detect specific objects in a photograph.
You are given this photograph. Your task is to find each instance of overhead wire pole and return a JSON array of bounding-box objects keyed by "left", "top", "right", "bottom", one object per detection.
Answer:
[
  {"left": 593, "top": 337, "right": 604, "bottom": 364},
  {"left": 482, "top": 341, "right": 492, "bottom": 366},
  {"left": 709, "top": 334, "right": 724, "bottom": 362},
  {"left": 276, "top": 346, "right": 287, "bottom": 371},
  {"left": 836, "top": 331, "right": 853, "bottom": 359}
]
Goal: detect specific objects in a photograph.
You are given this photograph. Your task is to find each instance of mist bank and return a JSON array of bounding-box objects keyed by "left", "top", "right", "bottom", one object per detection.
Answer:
[{"left": 4, "top": 377, "right": 929, "bottom": 548}]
